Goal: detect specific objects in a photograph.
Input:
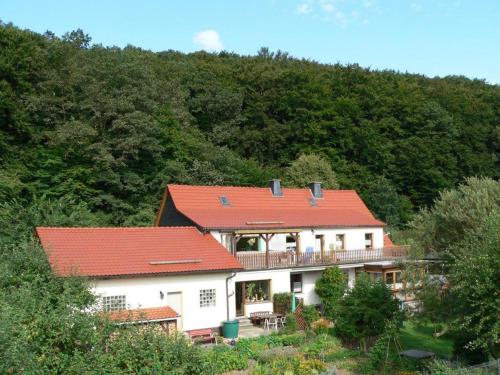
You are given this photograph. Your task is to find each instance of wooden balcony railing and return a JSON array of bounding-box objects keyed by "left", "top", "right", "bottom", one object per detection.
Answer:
[{"left": 236, "top": 246, "right": 408, "bottom": 270}]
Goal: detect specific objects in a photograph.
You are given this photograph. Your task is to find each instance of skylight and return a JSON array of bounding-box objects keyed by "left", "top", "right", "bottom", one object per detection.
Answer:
[
  {"left": 219, "top": 195, "right": 230, "bottom": 206},
  {"left": 309, "top": 197, "right": 318, "bottom": 207}
]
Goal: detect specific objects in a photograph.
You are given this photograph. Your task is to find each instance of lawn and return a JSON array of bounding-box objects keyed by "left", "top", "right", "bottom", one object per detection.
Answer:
[{"left": 399, "top": 321, "right": 454, "bottom": 359}]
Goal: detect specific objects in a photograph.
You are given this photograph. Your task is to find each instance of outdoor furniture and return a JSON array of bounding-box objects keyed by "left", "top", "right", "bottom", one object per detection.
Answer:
[
  {"left": 400, "top": 349, "right": 435, "bottom": 359},
  {"left": 264, "top": 316, "right": 278, "bottom": 330},
  {"left": 250, "top": 312, "right": 282, "bottom": 329},
  {"left": 188, "top": 328, "right": 218, "bottom": 344},
  {"left": 249, "top": 311, "right": 271, "bottom": 325},
  {"left": 278, "top": 315, "right": 286, "bottom": 328}
]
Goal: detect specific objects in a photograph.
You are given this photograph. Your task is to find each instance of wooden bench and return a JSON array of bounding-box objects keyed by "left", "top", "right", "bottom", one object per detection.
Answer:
[{"left": 188, "top": 328, "right": 218, "bottom": 344}]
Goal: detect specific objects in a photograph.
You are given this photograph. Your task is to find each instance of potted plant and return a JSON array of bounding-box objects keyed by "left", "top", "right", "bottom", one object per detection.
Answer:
[{"left": 245, "top": 283, "right": 256, "bottom": 302}]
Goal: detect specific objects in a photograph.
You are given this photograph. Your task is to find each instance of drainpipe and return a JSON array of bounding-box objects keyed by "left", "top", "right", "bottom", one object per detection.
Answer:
[{"left": 225, "top": 272, "right": 236, "bottom": 321}]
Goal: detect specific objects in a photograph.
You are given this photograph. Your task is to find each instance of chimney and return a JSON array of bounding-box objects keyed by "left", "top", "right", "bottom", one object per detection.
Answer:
[
  {"left": 309, "top": 182, "right": 323, "bottom": 198},
  {"left": 269, "top": 179, "right": 283, "bottom": 197}
]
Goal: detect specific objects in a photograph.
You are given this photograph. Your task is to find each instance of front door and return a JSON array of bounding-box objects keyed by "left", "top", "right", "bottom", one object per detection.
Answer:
[
  {"left": 315, "top": 235, "right": 324, "bottom": 255},
  {"left": 167, "top": 291, "right": 183, "bottom": 329}
]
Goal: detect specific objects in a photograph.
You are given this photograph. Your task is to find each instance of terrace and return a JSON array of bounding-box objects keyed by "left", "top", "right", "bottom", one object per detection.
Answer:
[{"left": 236, "top": 246, "right": 408, "bottom": 270}]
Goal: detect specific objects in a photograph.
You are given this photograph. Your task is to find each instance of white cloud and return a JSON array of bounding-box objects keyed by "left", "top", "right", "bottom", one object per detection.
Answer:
[
  {"left": 410, "top": 2, "right": 422, "bottom": 11},
  {"left": 320, "top": 0, "right": 335, "bottom": 13},
  {"left": 362, "top": 0, "right": 373, "bottom": 8},
  {"left": 335, "top": 11, "right": 347, "bottom": 25},
  {"left": 297, "top": 1, "right": 313, "bottom": 14},
  {"left": 193, "top": 30, "right": 223, "bottom": 52}
]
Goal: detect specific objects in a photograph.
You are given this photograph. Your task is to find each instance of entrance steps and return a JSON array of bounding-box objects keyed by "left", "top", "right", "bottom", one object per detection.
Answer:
[
  {"left": 236, "top": 316, "right": 253, "bottom": 327},
  {"left": 236, "top": 316, "right": 272, "bottom": 338}
]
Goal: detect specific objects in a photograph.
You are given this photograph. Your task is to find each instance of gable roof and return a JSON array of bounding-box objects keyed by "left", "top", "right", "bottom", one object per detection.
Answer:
[
  {"left": 36, "top": 227, "right": 242, "bottom": 278},
  {"left": 157, "top": 184, "right": 384, "bottom": 230},
  {"left": 384, "top": 233, "right": 396, "bottom": 247}
]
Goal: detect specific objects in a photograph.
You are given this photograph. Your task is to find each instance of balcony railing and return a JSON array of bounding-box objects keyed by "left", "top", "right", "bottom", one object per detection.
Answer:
[{"left": 236, "top": 247, "right": 408, "bottom": 270}]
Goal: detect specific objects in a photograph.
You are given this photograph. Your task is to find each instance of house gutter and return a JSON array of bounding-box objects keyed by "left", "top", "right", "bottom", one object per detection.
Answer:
[{"left": 225, "top": 272, "right": 236, "bottom": 321}]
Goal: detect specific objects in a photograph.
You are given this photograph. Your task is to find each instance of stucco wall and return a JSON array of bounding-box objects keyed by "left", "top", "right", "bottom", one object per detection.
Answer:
[
  {"left": 212, "top": 227, "right": 385, "bottom": 253},
  {"left": 92, "top": 272, "right": 232, "bottom": 331},
  {"left": 295, "top": 270, "right": 322, "bottom": 305}
]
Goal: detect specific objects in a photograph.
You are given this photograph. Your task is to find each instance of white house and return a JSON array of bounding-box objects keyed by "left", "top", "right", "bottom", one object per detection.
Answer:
[{"left": 37, "top": 180, "right": 407, "bottom": 334}]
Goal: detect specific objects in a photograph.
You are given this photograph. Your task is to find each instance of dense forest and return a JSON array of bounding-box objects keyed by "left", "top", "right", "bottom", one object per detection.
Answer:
[{"left": 1, "top": 22, "right": 499, "bottom": 226}]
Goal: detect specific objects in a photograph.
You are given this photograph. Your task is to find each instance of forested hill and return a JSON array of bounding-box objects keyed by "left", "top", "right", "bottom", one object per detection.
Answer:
[{"left": 1, "top": 23, "right": 499, "bottom": 226}]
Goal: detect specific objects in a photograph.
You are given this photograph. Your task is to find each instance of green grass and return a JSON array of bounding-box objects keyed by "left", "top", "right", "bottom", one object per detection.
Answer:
[{"left": 399, "top": 321, "right": 454, "bottom": 359}]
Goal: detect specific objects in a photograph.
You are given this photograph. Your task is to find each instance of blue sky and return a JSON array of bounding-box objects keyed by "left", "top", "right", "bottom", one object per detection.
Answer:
[{"left": 1, "top": 0, "right": 499, "bottom": 83}]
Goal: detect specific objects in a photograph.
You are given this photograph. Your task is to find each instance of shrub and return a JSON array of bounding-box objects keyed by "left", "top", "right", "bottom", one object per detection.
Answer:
[
  {"left": 255, "top": 346, "right": 297, "bottom": 363},
  {"left": 301, "top": 334, "right": 341, "bottom": 359},
  {"left": 236, "top": 337, "right": 269, "bottom": 359},
  {"left": 315, "top": 267, "right": 347, "bottom": 320},
  {"left": 283, "top": 313, "right": 297, "bottom": 333},
  {"left": 205, "top": 345, "right": 248, "bottom": 374},
  {"left": 334, "top": 273, "right": 402, "bottom": 352},
  {"left": 302, "top": 305, "right": 320, "bottom": 329},
  {"left": 311, "top": 317, "right": 331, "bottom": 335},
  {"left": 251, "top": 354, "right": 326, "bottom": 375},
  {"left": 273, "top": 292, "right": 293, "bottom": 315},
  {"left": 278, "top": 332, "right": 305, "bottom": 347}
]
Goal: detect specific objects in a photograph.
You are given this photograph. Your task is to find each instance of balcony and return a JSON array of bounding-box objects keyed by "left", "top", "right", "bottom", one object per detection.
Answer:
[{"left": 236, "top": 246, "right": 408, "bottom": 270}]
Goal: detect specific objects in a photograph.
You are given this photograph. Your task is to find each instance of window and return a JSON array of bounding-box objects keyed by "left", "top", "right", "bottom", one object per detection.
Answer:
[
  {"left": 199, "top": 289, "right": 216, "bottom": 308},
  {"left": 315, "top": 235, "right": 324, "bottom": 252},
  {"left": 290, "top": 273, "right": 302, "bottom": 293},
  {"left": 335, "top": 234, "right": 345, "bottom": 250},
  {"left": 221, "top": 234, "right": 233, "bottom": 252},
  {"left": 245, "top": 280, "right": 270, "bottom": 302},
  {"left": 102, "top": 295, "right": 126, "bottom": 312},
  {"left": 237, "top": 236, "right": 259, "bottom": 252},
  {"left": 365, "top": 233, "right": 373, "bottom": 249},
  {"left": 367, "top": 272, "right": 383, "bottom": 281},
  {"left": 286, "top": 235, "right": 296, "bottom": 252},
  {"left": 219, "top": 195, "right": 230, "bottom": 206},
  {"left": 395, "top": 271, "right": 402, "bottom": 283},
  {"left": 385, "top": 271, "right": 402, "bottom": 287}
]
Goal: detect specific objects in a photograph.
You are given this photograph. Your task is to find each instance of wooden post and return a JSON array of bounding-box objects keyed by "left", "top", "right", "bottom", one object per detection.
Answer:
[
  {"left": 291, "top": 232, "right": 301, "bottom": 266},
  {"left": 259, "top": 233, "right": 274, "bottom": 269},
  {"left": 232, "top": 234, "right": 242, "bottom": 256}
]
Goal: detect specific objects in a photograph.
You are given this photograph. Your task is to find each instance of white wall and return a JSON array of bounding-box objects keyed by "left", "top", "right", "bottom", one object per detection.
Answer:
[
  {"left": 295, "top": 270, "right": 322, "bottom": 305},
  {"left": 232, "top": 269, "right": 291, "bottom": 317},
  {"left": 92, "top": 272, "right": 232, "bottom": 331},
  {"left": 213, "top": 227, "right": 385, "bottom": 253}
]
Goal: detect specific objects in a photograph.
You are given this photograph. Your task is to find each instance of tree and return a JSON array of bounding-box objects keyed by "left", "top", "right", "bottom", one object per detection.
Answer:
[
  {"left": 408, "top": 177, "right": 500, "bottom": 256},
  {"left": 408, "top": 177, "right": 500, "bottom": 362},
  {"left": 448, "top": 212, "right": 499, "bottom": 360},
  {"left": 284, "top": 154, "right": 339, "bottom": 189},
  {"left": 362, "top": 176, "right": 414, "bottom": 227},
  {"left": 315, "top": 267, "right": 347, "bottom": 320},
  {"left": 334, "top": 273, "right": 402, "bottom": 352}
]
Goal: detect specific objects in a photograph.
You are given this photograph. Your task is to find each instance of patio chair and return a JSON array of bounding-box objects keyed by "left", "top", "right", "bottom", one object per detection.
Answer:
[
  {"left": 278, "top": 316, "right": 286, "bottom": 328},
  {"left": 264, "top": 317, "right": 278, "bottom": 331}
]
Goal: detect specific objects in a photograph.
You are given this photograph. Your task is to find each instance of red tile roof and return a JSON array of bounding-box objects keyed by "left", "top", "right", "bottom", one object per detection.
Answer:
[
  {"left": 106, "top": 306, "right": 179, "bottom": 322},
  {"left": 384, "top": 233, "right": 395, "bottom": 247},
  {"left": 36, "top": 227, "right": 242, "bottom": 277},
  {"left": 159, "top": 184, "right": 384, "bottom": 229}
]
